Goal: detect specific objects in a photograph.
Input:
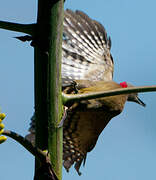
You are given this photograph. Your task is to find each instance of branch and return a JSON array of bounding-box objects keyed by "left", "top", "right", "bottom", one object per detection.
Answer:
[
  {"left": 2, "top": 130, "right": 47, "bottom": 162},
  {"left": 62, "top": 85, "right": 156, "bottom": 105},
  {"left": 2, "top": 130, "right": 59, "bottom": 180},
  {"left": 0, "top": 21, "right": 35, "bottom": 35},
  {"left": 34, "top": 0, "right": 64, "bottom": 179}
]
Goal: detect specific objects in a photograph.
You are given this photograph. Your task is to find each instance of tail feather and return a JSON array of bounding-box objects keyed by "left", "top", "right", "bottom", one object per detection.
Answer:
[
  {"left": 26, "top": 9, "right": 115, "bottom": 175},
  {"left": 75, "top": 10, "right": 106, "bottom": 51},
  {"left": 66, "top": 10, "right": 101, "bottom": 52},
  {"left": 62, "top": 9, "right": 114, "bottom": 83},
  {"left": 64, "top": 10, "right": 105, "bottom": 62},
  {"left": 92, "top": 19, "right": 111, "bottom": 49}
]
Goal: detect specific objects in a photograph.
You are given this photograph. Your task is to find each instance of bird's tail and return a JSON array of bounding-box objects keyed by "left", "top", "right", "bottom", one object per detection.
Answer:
[{"left": 62, "top": 9, "right": 112, "bottom": 83}]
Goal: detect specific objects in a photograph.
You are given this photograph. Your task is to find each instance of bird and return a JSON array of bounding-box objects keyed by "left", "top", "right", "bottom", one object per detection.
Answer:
[
  {"left": 26, "top": 9, "right": 146, "bottom": 175},
  {"left": 61, "top": 9, "right": 145, "bottom": 175}
]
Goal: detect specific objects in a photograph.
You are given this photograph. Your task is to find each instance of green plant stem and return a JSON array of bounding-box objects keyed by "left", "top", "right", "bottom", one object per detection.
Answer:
[
  {"left": 2, "top": 130, "right": 47, "bottom": 162},
  {"left": 62, "top": 85, "right": 156, "bottom": 105},
  {"left": 34, "top": 0, "right": 64, "bottom": 179},
  {"left": 0, "top": 21, "right": 34, "bottom": 35}
]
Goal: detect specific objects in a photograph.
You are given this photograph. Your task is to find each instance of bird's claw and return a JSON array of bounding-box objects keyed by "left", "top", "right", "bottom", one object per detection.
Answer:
[{"left": 58, "top": 106, "right": 68, "bottom": 128}]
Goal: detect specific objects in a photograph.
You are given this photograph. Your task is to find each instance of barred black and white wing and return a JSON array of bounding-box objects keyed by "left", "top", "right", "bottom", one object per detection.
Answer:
[
  {"left": 62, "top": 9, "right": 114, "bottom": 85},
  {"left": 26, "top": 9, "right": 115, "bottom": 176}
]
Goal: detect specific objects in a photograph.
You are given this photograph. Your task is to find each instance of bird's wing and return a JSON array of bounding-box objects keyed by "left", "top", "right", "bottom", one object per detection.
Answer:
[
  {"left": 63, "top": 103, "right": 112, "bottom": 175},
  {"left": 62, "top": 81, "right": 127, "bottom": 175},
  {"left": 62, "top": 9, "right": 114, "bottom": 84}
]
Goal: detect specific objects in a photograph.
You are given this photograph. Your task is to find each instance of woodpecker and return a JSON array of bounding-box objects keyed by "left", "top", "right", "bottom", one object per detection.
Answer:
[
  {"left": 62, "top": 9, "right": 145, "bottom": 174},
  {"left": 26, "top": 9, "right": 145, "bottom": 175}
]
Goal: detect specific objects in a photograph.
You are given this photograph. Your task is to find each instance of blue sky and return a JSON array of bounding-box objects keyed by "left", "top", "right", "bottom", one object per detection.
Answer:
[{"left": 0, "top": 0, "right": 156, "bottom": 179}]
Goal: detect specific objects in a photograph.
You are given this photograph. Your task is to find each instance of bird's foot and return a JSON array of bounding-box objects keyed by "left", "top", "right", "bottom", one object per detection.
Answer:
[{"left": 58, "top": 106, "right": 68, "bottom": 128}]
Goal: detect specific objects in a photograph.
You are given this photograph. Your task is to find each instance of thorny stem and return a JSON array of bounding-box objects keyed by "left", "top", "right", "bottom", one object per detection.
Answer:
[
  {"left": 2, "top": 130, "right": 47, "bottom": 162},
  {"left": 0, "top": 21, "right": 35, "bottom": 35},
  {"left": 62, "top": 85, "right": 156, "bottom": 105}
]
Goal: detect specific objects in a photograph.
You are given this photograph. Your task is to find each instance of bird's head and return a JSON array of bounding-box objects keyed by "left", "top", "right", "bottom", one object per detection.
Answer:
[{"left": 120, "top": 81, "right": 146, "bottom": 107}]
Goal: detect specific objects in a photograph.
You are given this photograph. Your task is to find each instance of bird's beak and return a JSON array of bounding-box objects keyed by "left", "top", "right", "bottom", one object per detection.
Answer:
[{"left": 134, "top": 96, "right": 146, "bottom": 107}]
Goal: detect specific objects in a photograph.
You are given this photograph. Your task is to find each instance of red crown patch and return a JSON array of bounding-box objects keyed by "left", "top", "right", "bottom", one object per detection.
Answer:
[{"left": 120, "top": 81, "right": 128, "bottom": 88}]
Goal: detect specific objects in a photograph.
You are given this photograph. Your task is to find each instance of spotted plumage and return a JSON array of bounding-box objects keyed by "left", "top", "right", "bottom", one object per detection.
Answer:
[
  {"left": 62, "top": 9, "right": 114, "bottom": 83},
  {"left": 62, "top": 10, "right": 145, "bottom": 175},
  {"left": 26, "top": 9, "right": 145, "bottom": 176}
]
